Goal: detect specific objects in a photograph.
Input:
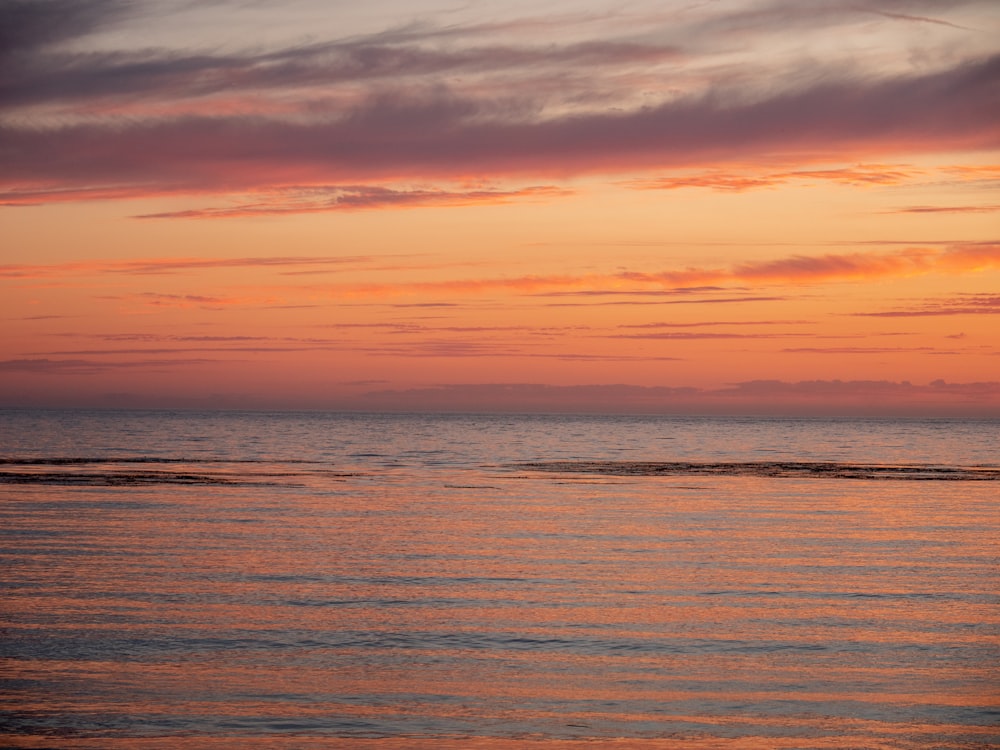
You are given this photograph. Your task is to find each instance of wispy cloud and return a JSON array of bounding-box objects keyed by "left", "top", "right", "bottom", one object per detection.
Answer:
[
  {"left": 619, "top": 319, "right": 807, "bottom": 328},
  {"left": 886, "top": 204, "right": 1000, "bottom": 214},
  {"left": 0, "top": 0, "right": 129, "bottom": 60},
  {"left": 322, "top": 242, "right": 1000, "bottom": 300},
  {"left": 628, "top": 164, "right": 920, "bottom": 192},
  {"left": 717, "top": 378, "right": 1000, "bottom": 401},
  {"left": 1, "top": 33, "right": 686, "bottom": 112},
  {"left": 854, "top": 293, "right": 1000, "bottom": 317},
  {"left": 5, "top": 244, "right": 996, "bottom": 298},
  {"left": 0, "top": 357, "right": 217, "bottom": 375},
  {"left": 0, "top": 254, "right": 379, "bottom": 279},
  {"left": 535, "top": 295, "right": 788, "bottom": 308},
  {"left": 355, "top": 341, "right": 684, "bottom": 361},
  {"left": 2, "top": 0, "right": 997, "bottom": 209},
  {"left": 33, "top": 346, "right": 323, "bottom": 355},
  {"left": 7, "top": 54, "right": 997, "bottom": 197},
  {"left": 723, "top": 242, "right": 1000, "bottom": 284},
  {"left": 133, "top": 185, "right": 569, "bottom": 219},
  {"left": 781, "top": 346, "right": 938, "bottom": 354},
  {"left": 860, "top": 8, "right": 974, "bottom": 30},
  {"left": 611, "top": 331, "right": 794, "bottom": 340},
  {"left": 361, "top": 378, "right": 1000, "bottom": 415}
]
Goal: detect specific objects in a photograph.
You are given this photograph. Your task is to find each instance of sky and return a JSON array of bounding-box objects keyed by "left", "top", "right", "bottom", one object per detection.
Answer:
[{"left": 1, "top": 0, "right": 999, "bottom": 415}]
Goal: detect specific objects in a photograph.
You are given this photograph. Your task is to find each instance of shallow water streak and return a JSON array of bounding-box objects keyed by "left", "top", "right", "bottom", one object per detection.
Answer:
[{"left": 512, "top": 460, "right": 1000, "bottom": 480}]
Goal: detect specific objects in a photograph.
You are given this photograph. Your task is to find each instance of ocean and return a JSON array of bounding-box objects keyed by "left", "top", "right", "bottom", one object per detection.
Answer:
[{"left": 1, "top": 410, "right": 998, "bottom": 749}]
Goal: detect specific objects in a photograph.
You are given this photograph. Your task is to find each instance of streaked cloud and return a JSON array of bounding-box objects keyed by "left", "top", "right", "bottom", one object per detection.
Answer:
[
  {"left": 0, "top": 255, "right": 379, "bottom": 279},
  {"left": 717, "top": 378, "right": 1000, "bottom": 400},
  {"left": 611, "top": 331, "right": 794, "bottom": 340},
  {"left": 887, "top": 204, "right": 1000, "bottom": 214},
  {"left": 133, "top": 185, "right": 569, "bottom": 219},
  {"left": 628, "top": 165, "right": 919, "bottom": 192},
  {"left": 854, "top": 293, "right": 1000, "bottom": 317},
  {"left": 1, "top": 0, "right": 997, "bottom": 209},
  {"left": 5, "top": 244, "right": 996, "bottom": 300},
  {"left": 0, "top": 357, "right": 217, "bottom": 375},
  {"left": 4, "top": 55, "right": 996, "bottom": 203},
  {"left": 860, "top": 8, "right": 973, "bottom": 30},
  {"left": 360, "top": 378, "right": 1000, "bottom": 416},
  {"left": 619, "top": 319, "right": 807, "bottom": 328},
  {"left": 356, "top": 242, "right": 1000, "bottom": 297},
  {"left": 780, "top": 346, "right": 938, "bottom": 354},
  {"left": 2, "top": 1, "right": 998, "bottom": 415}
]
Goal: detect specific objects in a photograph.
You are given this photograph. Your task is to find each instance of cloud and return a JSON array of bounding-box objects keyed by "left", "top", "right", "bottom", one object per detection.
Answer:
[
  {"left": 611, "top": 331, "right": 793, "bottom": 340},
  {"left": 2, "top": 48, "right": 997, "bottom": 205},
  {"left": 0, "top": 357, "right": 216, "bottom": 374},
  {"left": 317, "top": 242, "right": 999, "bottom": 299},
  {"left": 718, "top": 378, "right": 1000, "bottom": 400},
  {"left": 91, "top": 333, "right": 269, "bottom": 343},
  {"left": 0, "top": 0, "right": 129, "bottom": 59},
  {"left": 361, "top": 382, "right": 702, "bottom": 412},
  {"left": 628, "top": 173, "right": 787, "bottom": 192},
  {"left": 1, "top": 1, "right": 995, "bottom": 220},
  {"left": 348, "top": 337, "right": 683, "bottom": 361},
  {"left": 860, "top": 8, "right": 973, "bottom": 30},
  {"left": 781, "top": 346, "right": 937, "bottom": 354},
  {"left": 33, "top": 345, "right": 328, "bottom": 355},
  {"left": 390, "top": 302, "right": 461, "bottom": 308},
  {"left": 5, "top": 243, "right": 996, "bottom": 299},
  {"left": 619, "top": 319, "right": 806, "bottom": 328},
  {"left": 584, "top": 242, "right": 1000, "bottom": 293},
  {"left": 941, "top": 164, "right": 1000, "bottom": 182},
  {"left": 854, "top": 293, "right": 1000, "bottom": 317},
  {"left": 725, "top": 242, "right": 1000, "bottom": 284},
  {"left": 360, "top": 378, "right": 1000, "bottom": 415},
  {"left": 887, "top": 204, "right": 1000, "bottom": 214},
  {"left": 689, "top": 0, "right": 980, "bottom": 36},
  {"left": 0, "top": 254, "right": 377, "bottom": 279},
  {"left": 608, "top": 329, "right": 918, "bottom": 343},
  {"left": 0, "top": 32, "right": 686, "bottom": 110},
  {"left": 627, "top": 165, "right": 919, "bottom": 192},
  {"left": 132, "top": 185, "right": 569, "bottom": 219},
  {"left": 537, "top": 295, "right": 788, "bottom": 308}
]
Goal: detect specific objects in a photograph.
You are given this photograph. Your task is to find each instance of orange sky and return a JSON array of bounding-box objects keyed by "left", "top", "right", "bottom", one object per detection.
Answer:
[{"left": 2, "top": 0, "right": 999, "bottom": 415}]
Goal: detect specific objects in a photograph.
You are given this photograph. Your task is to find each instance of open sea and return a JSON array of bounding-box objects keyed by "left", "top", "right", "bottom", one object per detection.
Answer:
[{"left": 1, "top": 410, "right": 998, "bottom": 749}]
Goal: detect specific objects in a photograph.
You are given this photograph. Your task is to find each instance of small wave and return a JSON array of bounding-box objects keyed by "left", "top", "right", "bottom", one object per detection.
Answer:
[
  {"left": 510, "top": 461, "right": 1000, "bottom": 481},
  {"left": 0, "top": 470, "right": 282, "bottom": 486},
  {"left": 0, "top": 457, "right": 364, "bottom": 486},
  {"left": 0, "top": 456, "right": 317, "bottom": 465}
]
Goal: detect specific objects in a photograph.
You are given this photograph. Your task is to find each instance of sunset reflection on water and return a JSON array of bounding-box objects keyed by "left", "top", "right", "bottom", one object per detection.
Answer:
[{"left": 1, "top": 413, "right": 998, "bottom": 748}]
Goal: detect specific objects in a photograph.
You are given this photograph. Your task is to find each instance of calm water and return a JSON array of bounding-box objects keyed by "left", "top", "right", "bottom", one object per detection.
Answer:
[{"left": 1, "top": 410, "right": 998, "bottom": 749}]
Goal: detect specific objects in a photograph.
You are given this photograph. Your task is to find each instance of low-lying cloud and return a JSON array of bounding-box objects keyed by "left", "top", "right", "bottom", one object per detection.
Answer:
[{"left": 361, "top": 379, "right": 1000, "bottom": 416}]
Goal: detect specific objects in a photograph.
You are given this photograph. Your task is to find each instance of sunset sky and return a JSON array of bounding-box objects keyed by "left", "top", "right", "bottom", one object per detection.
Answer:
[{"left": 2, "top": 0, "right": 998, "bottom": 415}]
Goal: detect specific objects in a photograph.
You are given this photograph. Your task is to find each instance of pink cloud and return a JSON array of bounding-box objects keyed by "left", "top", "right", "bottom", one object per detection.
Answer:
[
  {"left": 2, "top": 53, "right": 997, "bottom": 205},
  {"left": 619, "top": 319, "right": 807, "bottom": 328},
  {"left": 888, "top": 204, "right": 1000, "bottom": 214},
  {"left": 0, "top": 357, "right": 217, "bottom": 375},
  {"left": 326, "top": 242, "right": 1000, "bottom": 299},
  {"left": 854, "top": 293, "right": 1000, "bottom": 317},
  {"left": 861, "top": 8, "right": 973, "bottom": 30},
  {"left": 612, "top": 243, "right": 1000, "bottom": 291},
  {"left": 132, "top": 185, "right": 570, "bottom": 219},
  {"left": 628, "top": 164, "right": 918, "bottom": 192},
  {"left": 0, "top": 255, "right": 378, "bottom": 279},
  {"left": 781, "top": 346, "right": 937, "bottom": 354},
  {"left": 5, "top": 244, "right": 996, "bottom": 301},
  {"left": 359, "top": 379, "right": 1000, "bottom": 416}
]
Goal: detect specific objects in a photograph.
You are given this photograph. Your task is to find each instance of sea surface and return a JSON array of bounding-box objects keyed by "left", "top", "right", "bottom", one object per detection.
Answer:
[{"left": 1, "top": 410, "right": 998, "bottom": 749}]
